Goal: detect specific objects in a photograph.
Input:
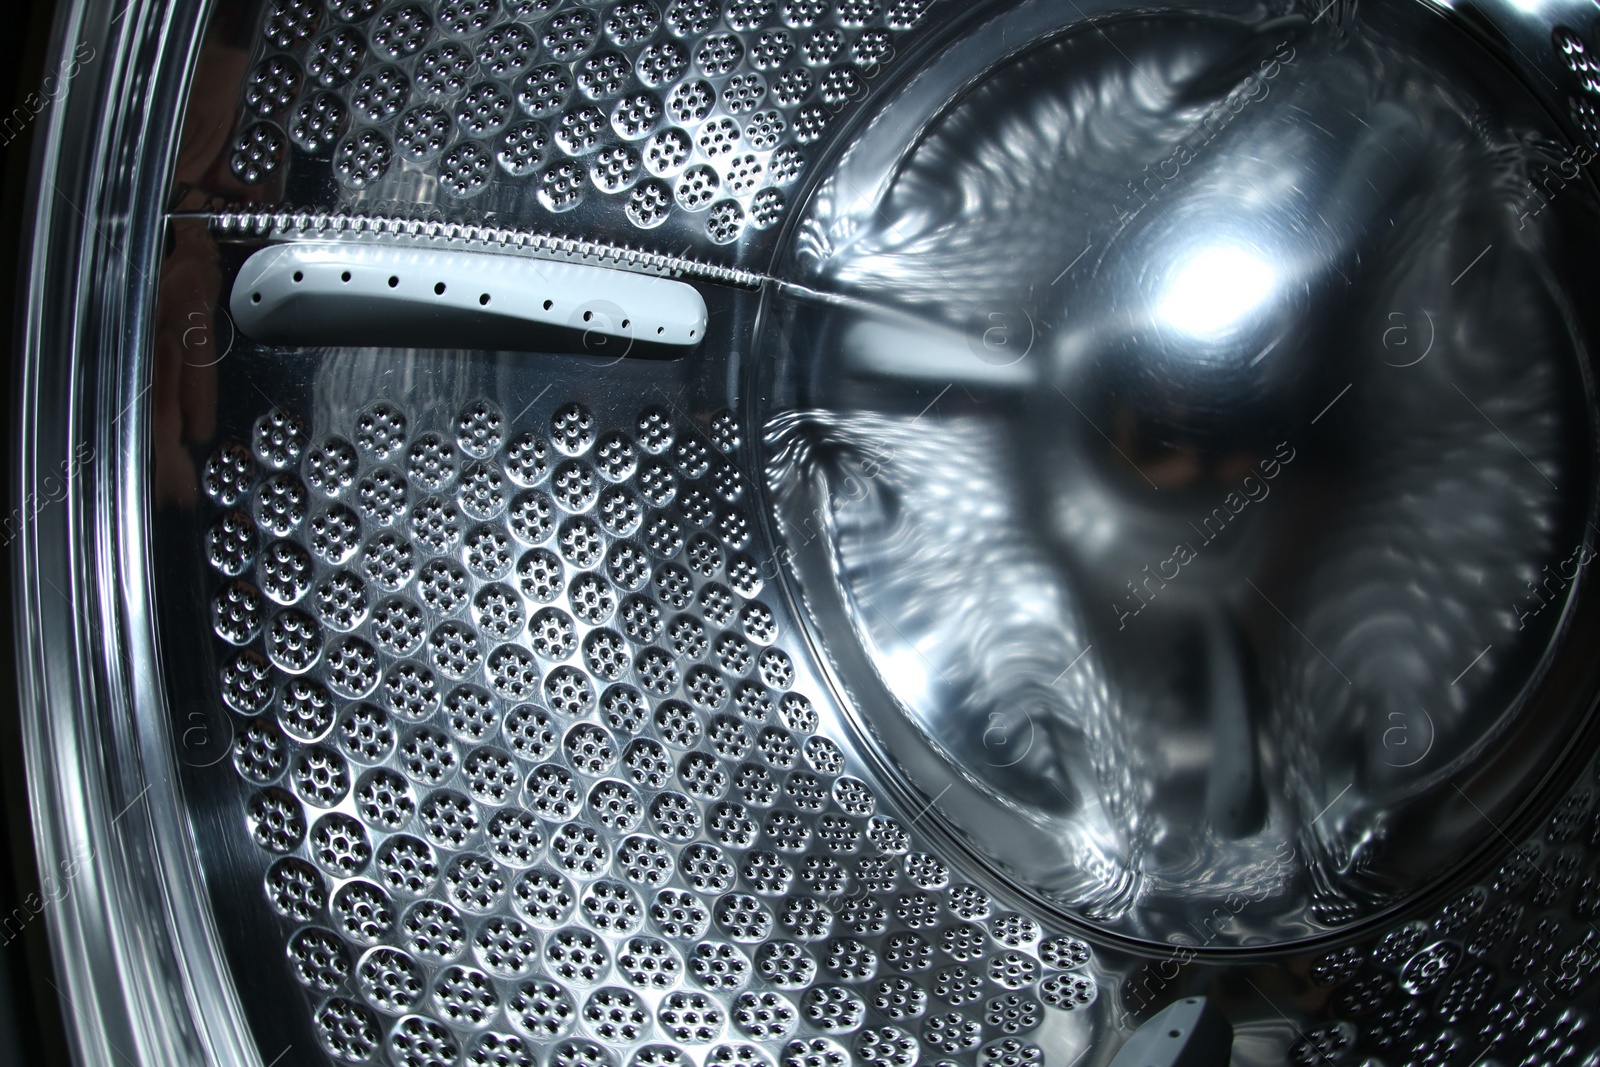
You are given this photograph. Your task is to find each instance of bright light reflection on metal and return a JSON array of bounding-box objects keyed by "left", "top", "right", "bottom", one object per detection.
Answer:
[{"left": 1158, "top": 242, "right": 1278, "bottom": 340}]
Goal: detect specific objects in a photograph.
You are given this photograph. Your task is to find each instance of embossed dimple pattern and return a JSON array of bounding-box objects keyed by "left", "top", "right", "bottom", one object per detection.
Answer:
[
  {"left": 1269, "top": 744, "right": 1600, "bottom": 1065},
  {"left": 228, "top": 0, "right": 949, "bottom": 250},
  {"left": 205, "top": 396, "right": 1078, "bottom": 1067}
]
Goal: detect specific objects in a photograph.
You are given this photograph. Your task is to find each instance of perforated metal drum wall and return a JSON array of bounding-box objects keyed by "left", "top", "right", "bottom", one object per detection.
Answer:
[
  {"left": 187, "top": 369, "right": 1115, "bottom": 1066},
  {"left": 215, "top": 0, "right": 958, "bottom": 262},
  {"left": 183, "top": 374, "right": 1600, "bottom": 1067}
]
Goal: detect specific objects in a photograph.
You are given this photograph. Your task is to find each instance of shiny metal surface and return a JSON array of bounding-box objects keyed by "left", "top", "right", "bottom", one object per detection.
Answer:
[
  {"left": 13, "top": 1, "right": 1600, "bottom": 1067},
  {"left": 759, "top": 0, "right": 1600, "bottom": 950},
  {"left": 188, "top": 0, "right": 970, "bottom": 262},
  {"left": 13, "top": 0, "right": 261, "bottom": 1062}
]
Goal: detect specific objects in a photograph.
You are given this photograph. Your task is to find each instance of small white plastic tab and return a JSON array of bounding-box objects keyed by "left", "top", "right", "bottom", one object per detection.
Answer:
[{"left": 229, "top": 242, "right": 708, "bottom": 354}]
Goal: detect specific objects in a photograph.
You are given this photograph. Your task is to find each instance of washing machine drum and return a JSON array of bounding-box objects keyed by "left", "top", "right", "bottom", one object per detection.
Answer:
[{"left": 15, "top": 0, "right": 1600, "bottom": 1064}]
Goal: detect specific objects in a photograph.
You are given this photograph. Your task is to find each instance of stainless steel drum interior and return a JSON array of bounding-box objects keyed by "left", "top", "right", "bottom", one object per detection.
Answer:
[{"left": 15, "top": 0, "right": 1600, "bottom": 1064}]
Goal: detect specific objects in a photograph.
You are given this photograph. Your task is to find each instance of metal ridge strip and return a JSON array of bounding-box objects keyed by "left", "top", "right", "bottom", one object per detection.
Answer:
[{"left": 189, "top": 208, "right": 772, "bottom": 289}]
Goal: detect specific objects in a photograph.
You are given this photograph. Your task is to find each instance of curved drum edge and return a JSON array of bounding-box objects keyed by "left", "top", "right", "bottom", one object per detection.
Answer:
[{"left": 15, "top": 0, "right": 265, "bottom": 1063}]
